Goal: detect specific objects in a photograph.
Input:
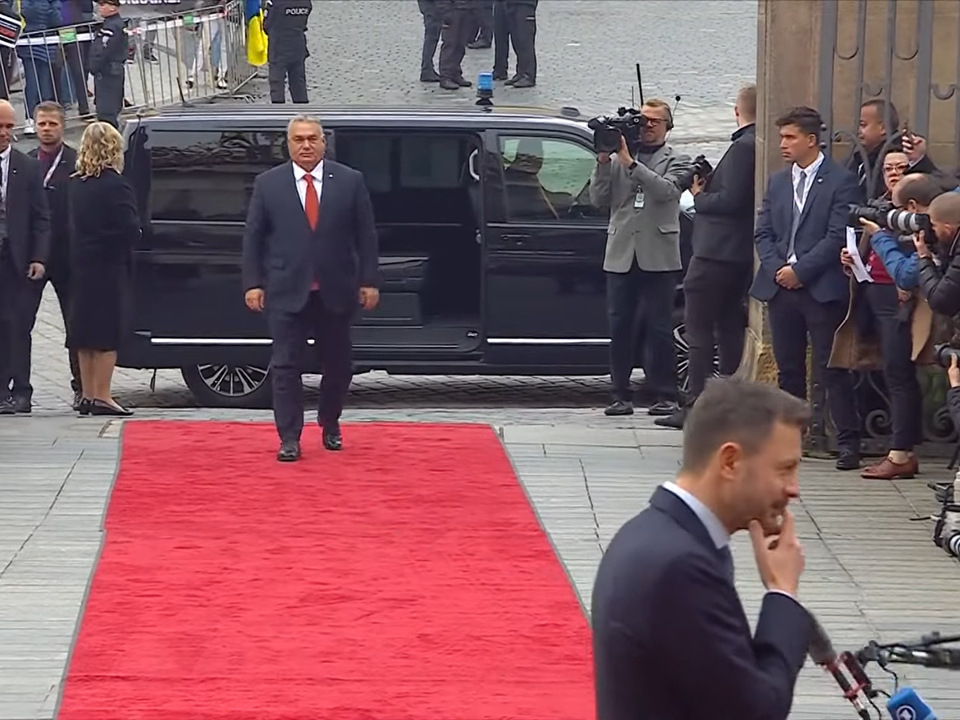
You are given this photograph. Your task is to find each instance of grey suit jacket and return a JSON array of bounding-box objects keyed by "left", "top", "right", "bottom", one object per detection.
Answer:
[{"left": 589, "top": 145, "right": 692, "bottom": 273}]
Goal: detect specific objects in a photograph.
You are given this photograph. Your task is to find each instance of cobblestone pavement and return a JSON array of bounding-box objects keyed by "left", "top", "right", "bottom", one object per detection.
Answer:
[{"left": 1, "top": 409, "right": 958, "bottom": 720}]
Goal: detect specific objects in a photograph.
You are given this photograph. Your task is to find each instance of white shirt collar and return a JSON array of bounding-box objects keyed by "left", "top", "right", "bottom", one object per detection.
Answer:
[
  {"left": 662, "top": 481, "right": 730, "bottom": 550},
  {"left": 293, "top": 159, "right": 323, "bottom": 182},
  {"left": 0, "top": 146, "right": 10, "bottom": 161},
  {"left": 792, "top": 151, "right": 824, "bottom": 183}
]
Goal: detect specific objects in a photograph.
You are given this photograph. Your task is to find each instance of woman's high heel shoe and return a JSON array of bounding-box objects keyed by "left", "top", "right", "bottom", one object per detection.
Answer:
[
  {"left": 78, "top": 398, "right": 93, "bottom": 416},
  {"left": 90, "top": 399, "right": 133, "bottom": 417}
]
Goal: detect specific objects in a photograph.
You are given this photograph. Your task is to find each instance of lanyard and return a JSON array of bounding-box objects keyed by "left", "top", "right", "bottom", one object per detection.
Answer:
[{"left": 43, "top": 147, "right": 65, "bottom": 189}]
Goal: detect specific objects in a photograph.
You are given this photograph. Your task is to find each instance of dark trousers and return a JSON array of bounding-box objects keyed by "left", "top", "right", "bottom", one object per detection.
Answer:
[
  {"left": 0, "top": 47, "right": 12, "bottom": 100},
  {"left": 438, "top": 7, "right": 472, "bottom": 80},
  {"left": 862, "top": 283, "right": 923, "bottom": 450},
  {"left": 492, "top": 1, "right": 510, "bottom": 76},
  {"left": 0, "top": 250, "right": 44, "bottom": 401},
  {"left": 417, "top": 0, "right": 441, "bottom": 74},
  {"left": 268, "top": 59, "right": 308, "bottom": 103},
  {"left": 267, "top": 291, "right": 353, "bottom": 442},
  {"left": 607, "top": 262, "right": 677, "bottom": 402},
  {"left": 94, "top": 74, "right": 124, "bottom": 128},
  {"left": 767, "top": 287, "right": 860, "bottom": 450},
  {"left": 64, "top": 40, "right": 91, "bottom": 115},
  {"left": 470, "top": 0, "right": 493, "bottom": 42},
  {"left": 506, "top": 1, "right": 537, "bottom": 80},
  {"left": 683, "top": 256, "right": 752, "bottom": 399}
]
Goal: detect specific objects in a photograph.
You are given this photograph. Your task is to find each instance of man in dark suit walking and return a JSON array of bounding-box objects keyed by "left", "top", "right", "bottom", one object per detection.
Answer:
[
  {"left": 592, "top": 378, "right": 814, "bottom": 720},
  {"left": 242, "top": 114, "right": 379, "bottom": 461},
  {"left": 751, "top": 106, "right": 862, "bottom": 470},
  {"left": 29, "top": 102, "right": 81, "bottom": 409},
  {"left": 0, "top": 99, "right": 51, "bottom": 415}
]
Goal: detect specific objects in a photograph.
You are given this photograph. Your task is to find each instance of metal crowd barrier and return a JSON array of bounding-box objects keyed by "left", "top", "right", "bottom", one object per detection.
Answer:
[{"left": 3, "top": 0, "right": 254, "bottom": 133}]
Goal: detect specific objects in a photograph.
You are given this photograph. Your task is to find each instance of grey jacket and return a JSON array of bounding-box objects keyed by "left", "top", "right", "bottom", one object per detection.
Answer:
[{"left": 589, "top": 145, "right": 692, "bottom": 273}]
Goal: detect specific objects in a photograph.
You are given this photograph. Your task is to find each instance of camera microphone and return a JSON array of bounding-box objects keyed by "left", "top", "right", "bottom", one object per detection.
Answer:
[{"left": 809, "top": 615, "right": 873, "bottom": 720}]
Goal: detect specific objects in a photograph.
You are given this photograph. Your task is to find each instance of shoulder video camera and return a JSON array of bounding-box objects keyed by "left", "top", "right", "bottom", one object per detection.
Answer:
[{"left": 587, "top": 108, "right": 648, "bottom": 155}]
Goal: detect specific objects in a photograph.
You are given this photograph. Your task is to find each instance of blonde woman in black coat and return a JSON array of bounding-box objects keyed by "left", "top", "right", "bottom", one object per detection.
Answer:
[{"left": 67, "top": 121, "right": 140, "bottom": 416}]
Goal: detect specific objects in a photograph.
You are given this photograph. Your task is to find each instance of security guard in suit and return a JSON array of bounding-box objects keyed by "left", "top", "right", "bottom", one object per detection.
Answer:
[
  {"left": 262, "top": 0, "right": 311, "bottom": 103},
  {"left": 89, "top": 0, "right": 127, "bottom": 128}
]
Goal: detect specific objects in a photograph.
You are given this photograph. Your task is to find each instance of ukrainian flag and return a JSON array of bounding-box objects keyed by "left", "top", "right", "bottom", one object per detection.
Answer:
[{"left": 245, "top": 0, "right": 268, "bottom": 66}]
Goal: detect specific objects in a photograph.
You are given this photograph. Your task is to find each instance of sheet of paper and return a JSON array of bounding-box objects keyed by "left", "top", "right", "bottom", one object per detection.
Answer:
[{"left": 846, "top": 227, "right": 874, "bottom": 283}]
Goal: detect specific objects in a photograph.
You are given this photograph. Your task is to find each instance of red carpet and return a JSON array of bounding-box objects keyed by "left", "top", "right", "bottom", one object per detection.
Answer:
[{"left": 58, "top": 421, "right": 593, "bottom": 720}]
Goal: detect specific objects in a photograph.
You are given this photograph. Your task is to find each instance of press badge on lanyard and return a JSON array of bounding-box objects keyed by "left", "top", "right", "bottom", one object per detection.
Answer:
[
  {"left": 43, "top": 148, "right": 64, "bottom": 189},
  {"left": 634, "top": 189, "right": 645, "bottom": 209}
]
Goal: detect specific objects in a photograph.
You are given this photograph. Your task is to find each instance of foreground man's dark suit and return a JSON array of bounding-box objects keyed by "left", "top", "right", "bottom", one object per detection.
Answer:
[
  {"left": 591, "top": 487, "right": 813, "bottom": 720},
  {"left": 242, "top": 159, "right": 379, "bottom": 442},
  {"left": 0, "top": 148, "right": 51, "bottom": 406}
]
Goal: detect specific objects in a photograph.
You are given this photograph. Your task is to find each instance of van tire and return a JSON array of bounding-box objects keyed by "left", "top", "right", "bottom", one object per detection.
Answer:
[{"left": 181, "top": 364, "right": 273, "bottom": 409}]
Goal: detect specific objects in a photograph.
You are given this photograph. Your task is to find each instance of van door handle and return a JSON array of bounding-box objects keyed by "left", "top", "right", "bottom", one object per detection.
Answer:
[{"left": 502, "top": 233, "right": 529, "bottom": 245}]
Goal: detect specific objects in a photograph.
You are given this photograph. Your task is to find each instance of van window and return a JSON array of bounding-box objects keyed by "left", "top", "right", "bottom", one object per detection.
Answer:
[
  {"left": 148, "top": 130, "right": 289, "bottom": 223},
  {"left": 498, "top": 136, "right": 603, "bottom": 221}
]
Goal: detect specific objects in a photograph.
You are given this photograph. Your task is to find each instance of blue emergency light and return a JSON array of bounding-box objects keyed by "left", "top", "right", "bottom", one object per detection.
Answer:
[{"left": 476, "top": 72, "right": 494, "bottom": 107}]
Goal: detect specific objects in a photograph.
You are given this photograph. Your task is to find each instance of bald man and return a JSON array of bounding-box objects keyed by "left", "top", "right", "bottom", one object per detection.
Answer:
[
  {"left": 0, "top": 100, "right": 51, "bottom": 415},
  {"left": 916, "top": 191, "right": 960, "bottom": 317}
]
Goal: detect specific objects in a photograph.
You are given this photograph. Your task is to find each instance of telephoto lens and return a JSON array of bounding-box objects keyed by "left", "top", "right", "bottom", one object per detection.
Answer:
[
  {"left": 933, "top": 343, "right": 960, "bottom": 368},
  {"left": 946, "top": 532, "right": 960, "bottom": 558}
]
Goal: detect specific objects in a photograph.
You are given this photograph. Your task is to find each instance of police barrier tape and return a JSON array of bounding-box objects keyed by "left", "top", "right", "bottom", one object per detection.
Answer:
[{"left": 6, "top": 0, "right": 254, "bottom": 132}]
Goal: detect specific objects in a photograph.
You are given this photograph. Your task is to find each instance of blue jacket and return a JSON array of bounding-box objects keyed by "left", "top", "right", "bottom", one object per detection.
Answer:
[
  {"left": 870, "top": 230, "right": 919, "bottom": 290},
  {"left": 16, "top": 0, "right": 62, "bottom": 61}
]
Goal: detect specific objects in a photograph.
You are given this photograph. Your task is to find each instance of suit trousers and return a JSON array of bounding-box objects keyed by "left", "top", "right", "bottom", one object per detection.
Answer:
[
  {"left": 0, "top": 249, "right": 44, "bottom": 400},
  {"left": 268, "top": 59, "right": 308, "bottom": 103},
  {"left": 505, "top": 2, "right": 536, "bottom": 80},
  {"left": 267, "top": 291, "right": 353, "bottom": 443},
  {"left": 862, "top": 283, "right": 923, "bottom": 450},
  {"left": 767, "top": 287, "right": 860, "bottom": 450},
  {"left": 438, "top": 7, "right": 472, "bottom": 80},
  {"left": 417, "top": 0, "right": 442, "bottom": 74},
  {"left": 492, "top": 2, "right": 510, "bottom": 76},
  {"left": 683, "top": 256, "right": 752, "bottom": 400},
  {"left": 607, "top": 261, "right": 677, "bottom": 402}
]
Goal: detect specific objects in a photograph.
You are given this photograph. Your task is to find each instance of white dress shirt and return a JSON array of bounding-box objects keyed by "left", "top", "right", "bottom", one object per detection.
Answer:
[
  {"left": 292, "top": 159, "right": 323, "bottom": 209},
  {"left": 787, "top": 151, "right": 825, "bottom": 263},
  {"left": 0, "top": 146, "right": 11, "bottom": 203}
]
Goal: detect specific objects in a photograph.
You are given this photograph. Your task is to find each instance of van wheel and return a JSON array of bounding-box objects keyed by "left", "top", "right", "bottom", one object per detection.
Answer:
[
  {"left": 673, "top": 322, "right": 721, "bottom": 396},
  {"left": 181, "top": 364, "right": 272, "bottom": 408}
]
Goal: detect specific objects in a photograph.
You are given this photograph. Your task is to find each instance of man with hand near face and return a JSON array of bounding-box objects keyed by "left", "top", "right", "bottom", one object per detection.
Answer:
[
  {"left": 592, "top": 378, "right": 814, "bottom": 720},
  {"left": 242, "top": 114, "right": 379, "bottom": 462},
  {"left": 751, "top": 106, "right": 862, "bottom": 471}
]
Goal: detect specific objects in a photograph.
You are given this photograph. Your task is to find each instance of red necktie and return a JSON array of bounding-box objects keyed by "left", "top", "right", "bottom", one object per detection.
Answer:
[{"left": 303, "top": 175, "right": 319, "bottom": 230}]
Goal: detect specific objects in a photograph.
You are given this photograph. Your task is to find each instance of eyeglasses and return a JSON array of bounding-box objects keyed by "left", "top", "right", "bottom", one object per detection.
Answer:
[
  {"left": 884, "top": 163, "right": 909, "bottom": 173},
  {"left": 642, "top": 116, "right": 666, "bottom": 126}
]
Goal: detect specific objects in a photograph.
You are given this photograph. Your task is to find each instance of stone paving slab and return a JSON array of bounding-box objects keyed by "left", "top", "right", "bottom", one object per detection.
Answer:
[{"left": 1, "top": 409, "right": 959, "bottom": 719}]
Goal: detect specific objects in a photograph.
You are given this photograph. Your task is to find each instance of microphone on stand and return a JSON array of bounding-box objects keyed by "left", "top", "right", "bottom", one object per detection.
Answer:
[{"left": 808, "top": 615, "right": 873, "bottom": 720}]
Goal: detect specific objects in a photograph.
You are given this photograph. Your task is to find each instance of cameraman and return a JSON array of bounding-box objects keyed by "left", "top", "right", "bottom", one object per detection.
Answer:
[
  {"left": 589, "top": 99, "right": 693, "bottom": 417},
  {"left": 916, "top": 192, "right": 960, "bottom": 317},
  {"left": 656, "top": 84, "right": 756, "bottom": 430}
]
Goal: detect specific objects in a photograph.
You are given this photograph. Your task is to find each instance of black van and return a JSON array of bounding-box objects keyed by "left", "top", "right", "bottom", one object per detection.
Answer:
[{"left": 120, "top": 104, "right": 712, "bottom": 407}]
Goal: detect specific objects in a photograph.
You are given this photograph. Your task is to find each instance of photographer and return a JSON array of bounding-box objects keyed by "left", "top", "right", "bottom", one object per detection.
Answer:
[
  {"left": 916, "top": 192, "right": 960, "bottom": 317},
  {"left": 656, "top": 85, "right": 756, "bottom": 430},
  {"left": 589, "top": 99, "right": 693, "bottom": 417},
  {"left": 833, "top": 170, "right": 942, "bottom": 480}
]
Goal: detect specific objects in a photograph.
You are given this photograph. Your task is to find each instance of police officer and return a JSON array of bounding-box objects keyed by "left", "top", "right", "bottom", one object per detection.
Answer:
[
  {"left": 437, "top": 0, "right": 474, "bottom": 91},
  {"left": 504, "top": 0, "right": 537, "bottom": 88},
  {"left": 89, "top": 0, "right": 127, "bottom": 128},
  {"left": 262, "top": 0, "right": 312, "bottom": 104}
]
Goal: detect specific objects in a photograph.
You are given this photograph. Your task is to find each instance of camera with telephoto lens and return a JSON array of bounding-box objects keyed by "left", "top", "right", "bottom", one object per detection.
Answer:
[
  {"left": 676, "top": 154, "right": 714, "bottom": 192},
  {"left": 932, "top": 472, "right": 960, "bottom": 558},
  {"left": 587, "top": 108, "right": 648, "bottom": 155},
  {"left": 934, "top": 343, "right": 960, "bottom": 369},
  {"left": 847, "top": 203, "right": 933, "bottom": 236}
]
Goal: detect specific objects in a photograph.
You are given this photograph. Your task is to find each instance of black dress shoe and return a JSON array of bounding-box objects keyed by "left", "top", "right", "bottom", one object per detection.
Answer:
[
  {"left": 439, "top": 77, "right": 460, "bottom": 90},
  {"left": 835, "top": 448, "right": 861, "bottom": 471},
  {"left": 504, "top": 74, "right": 520, "bottom": 86},
  {"left": 0, "top": 396, "right": 31, "bottom": 414},
  {"left": 420, "top": 69, "right": 441, "bottom": 82},
  {"left": 454, "top": 76, "right": 473, "bottom": 87},
  {"left": 90, "top": 399, "right": 133, "bottom": 417},
  {"left": 654, "top": 406, "right": 687, "bottom": 429},
  {"left": 647, "top": 400, "right": 679, "bottom": 417},
  {"left": 277, "top": 440, "right": 301, "bottom": 462},
  {"left": 510, "top": 75, "right": 536, "bottom": 88},
  {"left": 492, "top": 71, "right": 508, "bottom": 81},
  {"left": 604, "top": 400, "right": 634, "bottom": 416},
  {"left": 322, "top": 427, "right": 343, "bottom": 451}
]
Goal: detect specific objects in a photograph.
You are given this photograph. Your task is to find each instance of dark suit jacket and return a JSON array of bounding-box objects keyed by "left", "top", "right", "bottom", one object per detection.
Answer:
[
  {"left": 28, "top": 143, "right": 76, "bottom": 277},
  {"left": 591, "top": 487, "right": 813, "bottom": 720},
  {"left": 3, "top": 149, "right": 51, "bottom": 273},
  {"left": 242, "top": 159, "right": 379, "bottom": 315},
  {"left": 691, "top": 123, "right": 756, "bottom": 264},
  {"left": 751, "top": 156, "right": 859, "bottom": 304}
]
